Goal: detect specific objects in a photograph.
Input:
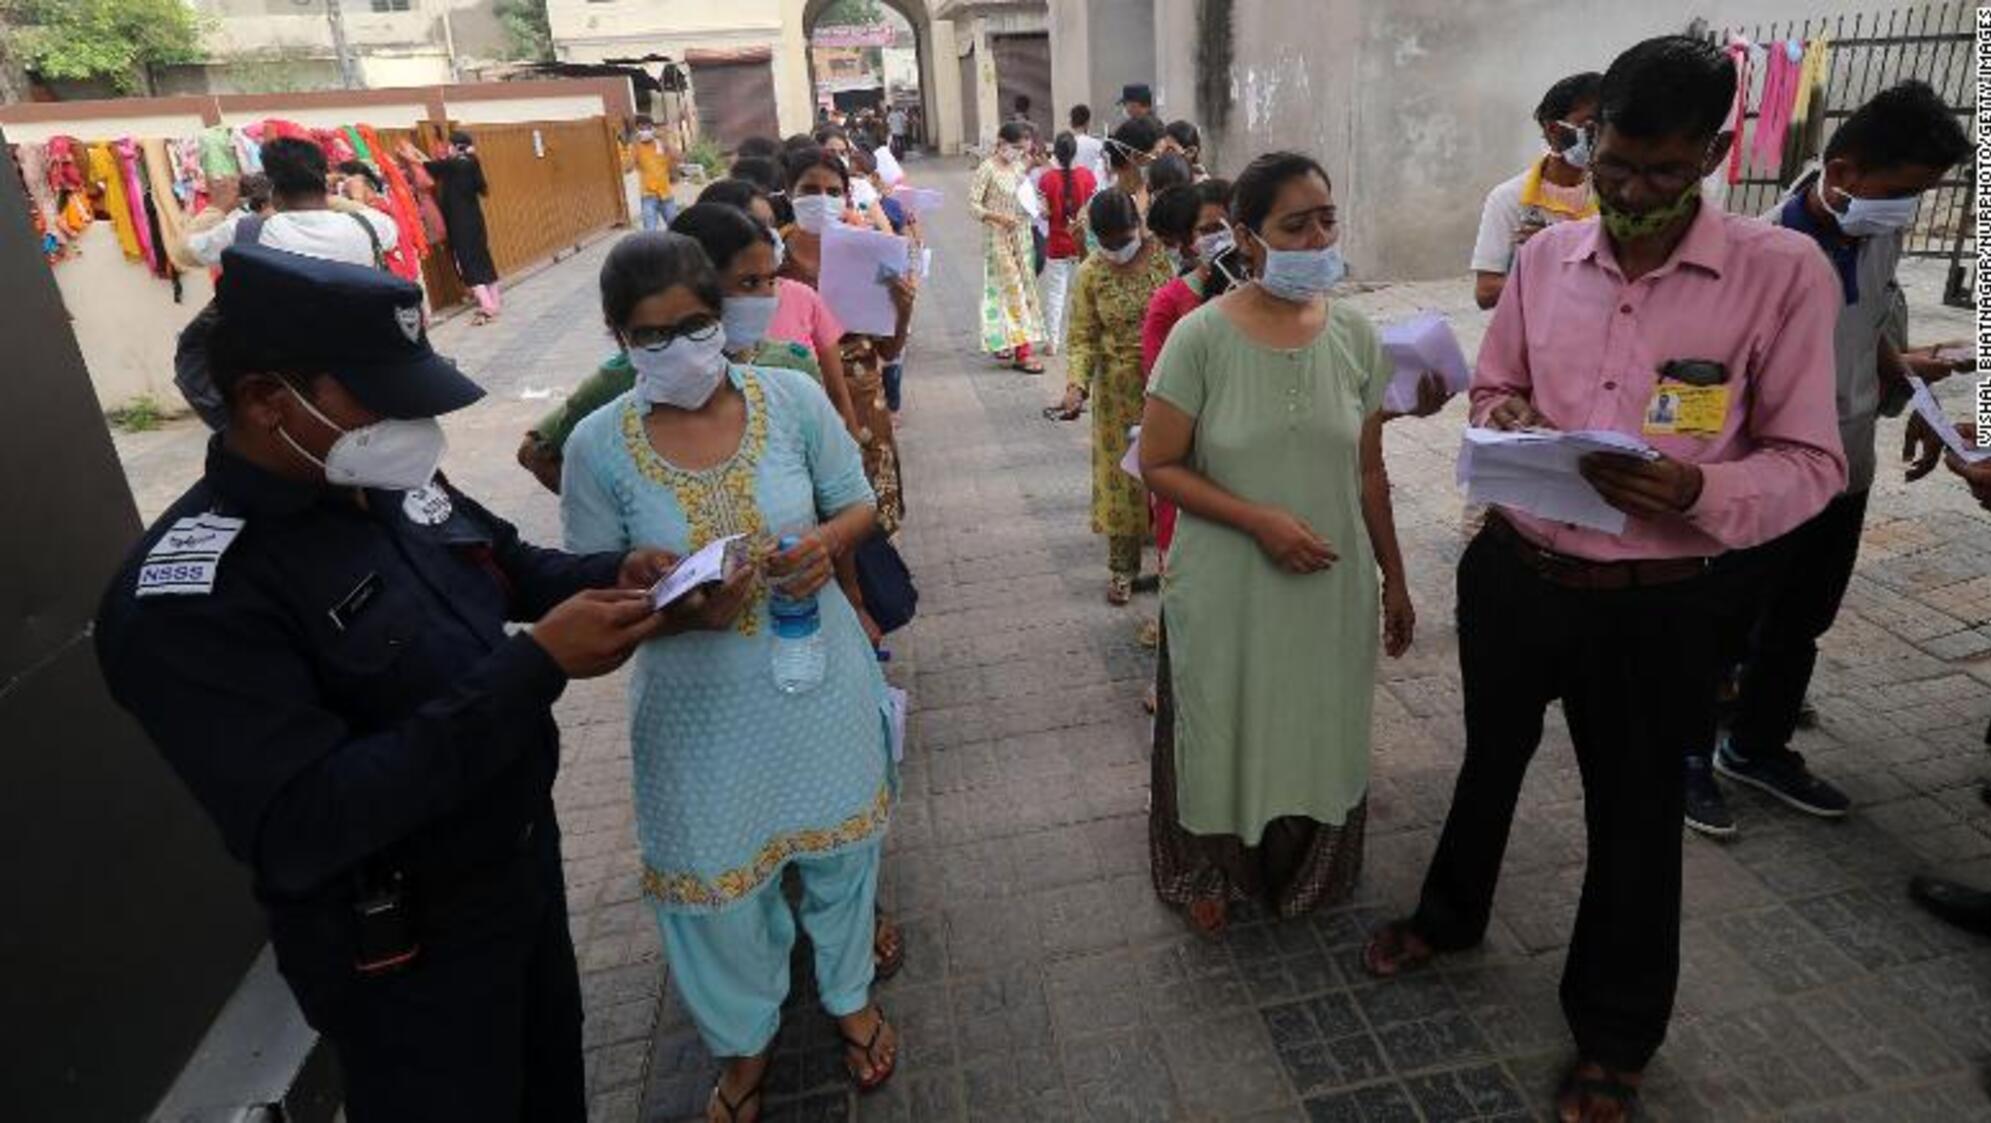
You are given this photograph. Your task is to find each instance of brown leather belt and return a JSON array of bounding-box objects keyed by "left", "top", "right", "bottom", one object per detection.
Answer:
[{"left": 1484, "top": 512, "right": 1710, "bottom": 591}]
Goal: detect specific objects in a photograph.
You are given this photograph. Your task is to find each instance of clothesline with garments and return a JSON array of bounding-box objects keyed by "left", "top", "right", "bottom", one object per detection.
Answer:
[
  {"left": 8, "top": 118, "right": 447, "bottom": 294},
  {"left": 1720, "top": 33, "right": 1834, "bottom": 186}
]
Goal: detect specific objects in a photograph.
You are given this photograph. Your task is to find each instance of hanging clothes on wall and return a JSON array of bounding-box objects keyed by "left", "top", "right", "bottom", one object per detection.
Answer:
[
  {"left": 358, "top": 124, "right": 428, "bottom": 264},
  {"left": 233, "top": 126, "right": 263, "bottom": 174},
  {"left": 198, "top": 125, "right": 240, "bottom": 179},
  {"left": 11, "top": 143, "right": 66, "bottom": 262},
  {"left": 46, "top": 136, "right": 86, "bottom": 197},
  {"left": 1724, "top": 37, "right": 1754, "bottom": 186},
  {"left": 171, "top": 137, "right": 207, "bottom": 212},
  {"left": 142, "top": 137, "right": 200, "bottom": 274},
  {"left": 344, "top": 125, "right": 374, "bottom": 164},
  {"left": 1750, "top": 40, "right": 1803, "bottom": 175},
  {"left": 1785, "top": 37, "right": 1833, "bottom": 171},
  {"left": 87, "top": 143, "right": 144, "bottom": 261},
  {"left": 113, "top": 138, "right": 160, "bottom": 273},
  {"left": 314, "top": 127, "right": 359, "bottom": 165}
]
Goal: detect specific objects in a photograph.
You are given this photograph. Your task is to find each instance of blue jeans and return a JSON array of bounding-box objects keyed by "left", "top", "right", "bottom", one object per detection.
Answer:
[{"left": 640, "top": 194, "right": 679, "bottom": 230}]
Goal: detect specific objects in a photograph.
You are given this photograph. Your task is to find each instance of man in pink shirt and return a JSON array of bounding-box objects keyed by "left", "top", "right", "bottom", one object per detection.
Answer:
[{"left": 1362, "top": 37, "right": 1844, "bottom": 1121}]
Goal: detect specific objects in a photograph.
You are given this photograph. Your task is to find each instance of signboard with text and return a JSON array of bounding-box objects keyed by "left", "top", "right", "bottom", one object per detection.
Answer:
[{"left": 812, "top": 23, "right": 895, "bottom": 48}]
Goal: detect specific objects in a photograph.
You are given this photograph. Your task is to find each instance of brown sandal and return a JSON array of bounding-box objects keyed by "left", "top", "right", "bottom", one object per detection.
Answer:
[
  {"left": 1107, "top": 575, "right": 1133, "bottom": 606},
  {"left": 1361, "top": 920, "right": 1436, "bottom": 979},
  {"left": 1556, "top": 1061, "right": 1642, "bottom": 1122},
  {"left": 1186, "top": 898, "right": 1228, "bottom": 937},
  {"left": 838, "top": 1005, "right": 898, "bottom": 1093},
  {"left": 873, "top": 909, "right": 905, "bottom": 981}
]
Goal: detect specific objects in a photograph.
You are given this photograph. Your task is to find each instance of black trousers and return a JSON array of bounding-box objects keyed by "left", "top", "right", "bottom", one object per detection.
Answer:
[
  {"left": 277, "top": 828, "right": 586, "bottom": 1123},
  {"left": 1412, "top": 528, "right": 1728, "bottom": 1071},
  {"left": 1720, "top": 490, "right": 1870, "bottom": 764}
]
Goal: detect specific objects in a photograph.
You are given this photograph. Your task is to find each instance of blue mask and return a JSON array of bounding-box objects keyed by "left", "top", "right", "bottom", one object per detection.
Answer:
[{"left": 1251, "top": 232, "right": 1346, "bottom": 301}]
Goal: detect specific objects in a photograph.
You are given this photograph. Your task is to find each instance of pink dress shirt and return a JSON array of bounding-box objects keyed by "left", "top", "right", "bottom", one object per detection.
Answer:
[{"left": 1471, "top": 202, "right": 1846, "bottom": 561}]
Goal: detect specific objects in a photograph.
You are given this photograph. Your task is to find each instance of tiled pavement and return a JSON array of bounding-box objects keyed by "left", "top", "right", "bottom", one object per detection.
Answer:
[{"left": 112, "top": 165, "right": 1991, "bottom": 1121}]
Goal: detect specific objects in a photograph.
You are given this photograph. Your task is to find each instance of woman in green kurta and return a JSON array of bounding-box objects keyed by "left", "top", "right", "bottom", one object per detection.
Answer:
[
  {"left": 1051, "top": 188, "right": 1175, "bottom": 604},
  {"left": 1140, "top": 152, "right": 1420, "bottom": 933}
]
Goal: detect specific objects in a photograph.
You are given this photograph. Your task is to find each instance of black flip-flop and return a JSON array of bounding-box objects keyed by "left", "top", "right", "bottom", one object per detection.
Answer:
[{"left": 1909, "top": 874, "right": 1991, "bottom": 937}]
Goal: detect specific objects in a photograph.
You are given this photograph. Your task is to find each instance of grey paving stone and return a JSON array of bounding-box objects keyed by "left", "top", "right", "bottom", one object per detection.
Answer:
[{"left": 1301, "top": 1081, "right": 1422, "bottom": 1122}]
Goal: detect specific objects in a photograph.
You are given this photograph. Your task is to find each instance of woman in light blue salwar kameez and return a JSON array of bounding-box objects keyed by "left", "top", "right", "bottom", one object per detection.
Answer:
[{"left": 559, "top": 230, "right": 899, "bottom": 1123}]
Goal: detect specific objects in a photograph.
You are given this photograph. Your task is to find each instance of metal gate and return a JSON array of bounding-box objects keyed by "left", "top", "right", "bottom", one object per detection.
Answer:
[{"left": 1707, "top": 0, "right": 1976, "bottom": 306}]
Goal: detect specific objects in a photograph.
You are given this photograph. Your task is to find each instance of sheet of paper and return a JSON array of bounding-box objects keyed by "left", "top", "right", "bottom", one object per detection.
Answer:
[
  {"left": 885, "top": 686, "right": 908, "bottom": 763},
  {"left": 648, "top": 534, "right": 745, "bottom": 611},
  {"left": 872, "top": 145, "right": 905, "bottom": 188},
  {"left": 1457, "top": 428, "right": 1660, "bottom": 535},
  {"left": 819, "top": 223, "right": 912, "bottom": 337},
  {"left": 1014, "top": 175, "right": 1042, "bottom": 220},
  {"left": 1119, "top": 425, "right": 1142, "bottom": 479},
  {"left": 891, "top": 186, "right": 944, "bottom": 218},
  {"left": 1378, "top": 312, "right": 1471, "bottom": 414},
  {"left": 1907, "top": 375, "right": 1991, "bottom": 463}
]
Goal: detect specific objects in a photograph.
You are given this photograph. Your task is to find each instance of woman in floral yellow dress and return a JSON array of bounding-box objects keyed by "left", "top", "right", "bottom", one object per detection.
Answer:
[
  {"left": 1051, "top": 187, "right": 1176, "bottom": 604},
  {"left": 971, "top": 121, "right": 1049, "bottom": 372}
]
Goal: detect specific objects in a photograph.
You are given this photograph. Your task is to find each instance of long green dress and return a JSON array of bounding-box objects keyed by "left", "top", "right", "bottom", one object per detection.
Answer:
[{"left": 1146, "top": 299, "right": 1390, "bottom": 915}]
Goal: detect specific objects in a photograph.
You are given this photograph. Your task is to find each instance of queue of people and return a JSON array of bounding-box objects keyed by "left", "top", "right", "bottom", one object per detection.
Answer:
[{"left": 88, "top": 34, "right": 1984, "bottom": 1123}]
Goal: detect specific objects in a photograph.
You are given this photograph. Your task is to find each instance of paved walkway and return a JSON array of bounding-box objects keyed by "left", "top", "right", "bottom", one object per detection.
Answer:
[{"left": 113, "top": 164, "right": 1991, "bottom": 1122}]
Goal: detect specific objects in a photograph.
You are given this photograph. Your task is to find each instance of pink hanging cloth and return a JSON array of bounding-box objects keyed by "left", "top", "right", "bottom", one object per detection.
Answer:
[
  {"left": 1723, "top": 38, "right": 1753, "bottom": 185},
  {"left": 112, "top": 138, "right": 159, "bottom": 271},
  {"left": 1751, "top": 40, "right": 1804, "bottom": 174}
]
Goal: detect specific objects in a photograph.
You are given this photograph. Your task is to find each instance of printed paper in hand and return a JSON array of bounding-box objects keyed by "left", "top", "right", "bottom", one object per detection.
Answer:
[
  {"left": 1457, "top": 427, "right": 1660, "bottom": 535},
  {"left": 885, "top": 686, "right": 908, "bottom": 763},
  {"left": 1379, "top": 312, "right": 1471, "bottom": 414},
  {"left": 1119, "top": 426, "right": 1142, "bottom": 480},
  {"left": 873, "top": 145, "right": 905, "bottom": 188},
  {"left": 891, "top": 186, "right": 944, "bottom": 218},
  {"left": 1906, "top": 375, "right": 1991, "bottom": 463},
  {"left": 648, "top": 534, "right": 746, "bottom": 611},
  {"left": 820, "top": 223, "right": 912, "bottom": 337}
]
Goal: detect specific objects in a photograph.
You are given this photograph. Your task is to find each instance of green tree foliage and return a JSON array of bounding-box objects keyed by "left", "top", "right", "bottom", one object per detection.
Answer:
[
  {"left": 7, "top": 0, "right": 207, "bottom": 94},
  {"left": 494, "top": 0, "right": 551, "bottom": 62},
  {"left": 815, "top": 0, "right": 885, "bottom": 28}
]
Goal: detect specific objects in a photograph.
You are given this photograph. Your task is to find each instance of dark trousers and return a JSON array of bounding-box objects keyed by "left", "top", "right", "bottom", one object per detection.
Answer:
[
  {"left": 279, "top": 831, "right": 586, "bottom": 1122},
  {"left": 882, "top": 359, "right": 905, "bottom": 412},
  {"left": 1412, "top": 528, "right": 1728, "bottom": 1071},
  {"left": 1718, "top": 490, "right": 1869, "bottom": 764}
]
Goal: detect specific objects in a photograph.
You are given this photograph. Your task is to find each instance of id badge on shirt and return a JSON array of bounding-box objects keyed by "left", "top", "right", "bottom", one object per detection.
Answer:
[{"left": 1643, "top": 370, "right": 1731, "bottom": 439}]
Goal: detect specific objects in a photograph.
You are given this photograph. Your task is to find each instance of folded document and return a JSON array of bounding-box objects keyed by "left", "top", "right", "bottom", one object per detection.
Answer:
[{"left": 1457, "top": 428, "right": 1659, "bottom": 536}]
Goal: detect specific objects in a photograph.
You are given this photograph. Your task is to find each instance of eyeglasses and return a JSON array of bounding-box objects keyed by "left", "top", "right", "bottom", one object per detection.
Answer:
[
  {"left": 627, "top": 318, "right": 720, "bottom": 351},
  {"left": 1589, "top": 139, "right": 1719, "bottom": 196}
]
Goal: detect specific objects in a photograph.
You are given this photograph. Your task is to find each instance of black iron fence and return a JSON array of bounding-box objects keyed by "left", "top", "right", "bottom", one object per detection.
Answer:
[{"left": 1706, "top": 0, "right": 1975, "bottom": 306}]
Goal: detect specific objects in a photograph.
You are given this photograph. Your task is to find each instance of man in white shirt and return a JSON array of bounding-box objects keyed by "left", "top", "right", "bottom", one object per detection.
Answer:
[
  {"left": 187, "top": 137, "right": 398, "bottom": 269},
  {"left": 1469, "top": 72, "right": 1601, "bottom": 309},
  {"left": 1069, "top": 103, "right": 1108, "bottom": 184}
]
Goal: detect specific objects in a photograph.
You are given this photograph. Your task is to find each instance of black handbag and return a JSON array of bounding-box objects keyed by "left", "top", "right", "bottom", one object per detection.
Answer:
[
  {"left": 1031, "top": 225, "right": 1047, "bottom": 275},
  {"left": 854, "top": 534, "right": 918, "bottom": 635}
]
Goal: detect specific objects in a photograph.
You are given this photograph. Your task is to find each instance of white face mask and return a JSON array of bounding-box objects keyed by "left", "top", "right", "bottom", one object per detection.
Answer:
[
  {"left": 636, "top": 128, "right": 656, "bottom": 143},
  {"left": 792, "top": 193, "right": 843, "bottom": 234},
  {"left": 279, "top": 383, "right": 446, "bottom": 492},
  {"left": 1251, "top": 231, "right": 1347, "bottom": 302},
  {"left": 629, "top": 324, "right": 729, "bottom": 409},
  {"left": 1553, "top": 122, "right": 1593, "bottom": 170},
  {"left": 1192, "top": 229, "right": 1234, "bottom": 263},
  {"left": 1100, "top": 235, "right": 1142, "bottom": 266},
  {"left": 1820, "top": 179, "right": 1920, "bottom": 237},
  {"left": 721, "top": 294, "right": 779, "bottom": 355}
]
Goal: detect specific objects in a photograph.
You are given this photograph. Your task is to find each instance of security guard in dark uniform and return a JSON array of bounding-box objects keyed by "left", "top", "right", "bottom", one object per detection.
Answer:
[{"left": 96, "top": 245, "right": 676, "bottom": 1121}]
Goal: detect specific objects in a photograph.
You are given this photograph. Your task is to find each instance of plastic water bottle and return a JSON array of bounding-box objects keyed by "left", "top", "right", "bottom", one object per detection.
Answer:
[{"left": 769, "top": 535, "right": 827, "bottom": 694}]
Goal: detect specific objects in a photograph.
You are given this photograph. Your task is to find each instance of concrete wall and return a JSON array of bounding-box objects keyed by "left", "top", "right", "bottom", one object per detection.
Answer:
[
  {"left": 1084, "top": 0, "right": 1155, "bottom": 122},
  {"left": 1170, "top": 0, "right": 1886, "bottom": 281},
  {"left": 51, "top": 224, "right": 215, "bottom": 413}
]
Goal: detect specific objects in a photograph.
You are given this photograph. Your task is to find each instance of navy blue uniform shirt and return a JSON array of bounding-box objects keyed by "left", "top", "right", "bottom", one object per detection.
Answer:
[{"left": 96, "top": 438, "right": 623, "bottom": 915}]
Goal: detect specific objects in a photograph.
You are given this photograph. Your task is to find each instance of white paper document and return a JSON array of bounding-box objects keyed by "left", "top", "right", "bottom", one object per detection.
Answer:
[
  {"left": 872, "top": 145, "right": 905, "bottom": 188},
  {"left": 891, "top": 186, "right": 944, "bottom": 218},
  {"left": 1457, "top": 428, "right": 1659, "bottom": 535},
  {"left": 1906, "top": 375, "right": 1991, "bottom": 464},
  {"left": 1119, "top": 425, "right": 1143, "bottom": 480},
  {"left": 1378, "top": 312, "right": 1472, "bottom": 415},
  {"left": 648, "top": 534, "right": 746, "bottom": 612},
  {"left": 885, "top": 686, "right": 908, "bottom": 763},
  {"left": 819, "top": 223, "right": 912, "bottom": 337}
]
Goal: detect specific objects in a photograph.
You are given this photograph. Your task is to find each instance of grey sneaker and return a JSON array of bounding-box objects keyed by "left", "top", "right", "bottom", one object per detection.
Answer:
[
  {"left": 1714, "top": 739, "right": 1850, "bottom": 817},
  {"left": 1684, "top": 755, "right": 1736, "bottom": 838}
]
